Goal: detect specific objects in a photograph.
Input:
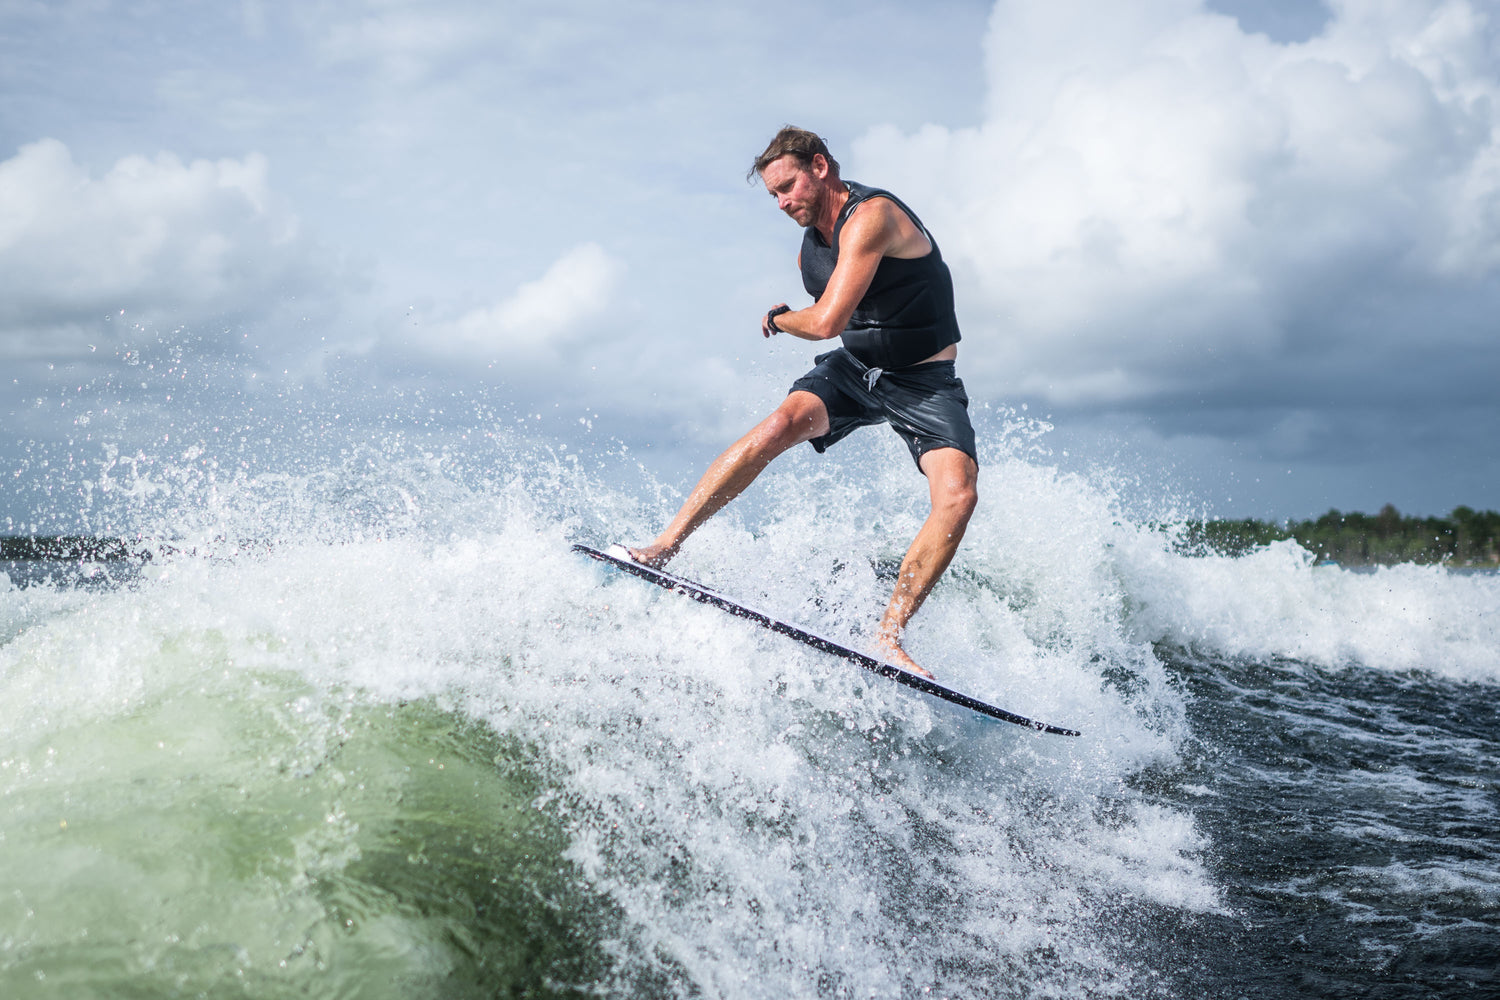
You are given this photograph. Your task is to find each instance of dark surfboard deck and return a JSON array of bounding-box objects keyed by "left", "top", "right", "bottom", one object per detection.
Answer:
[{"left": 572, "top": 543, "right": 1081, "bottom": 737}]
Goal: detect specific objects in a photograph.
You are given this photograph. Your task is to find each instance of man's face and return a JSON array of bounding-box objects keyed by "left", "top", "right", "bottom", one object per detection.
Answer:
[{"left": 761, "top": 155, "right": 824, "bottom": 227}]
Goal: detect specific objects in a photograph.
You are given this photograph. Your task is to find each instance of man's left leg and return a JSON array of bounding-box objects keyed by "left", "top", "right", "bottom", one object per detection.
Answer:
[{"left": 873, "top": 447, "right": 979, "bottom": 678}]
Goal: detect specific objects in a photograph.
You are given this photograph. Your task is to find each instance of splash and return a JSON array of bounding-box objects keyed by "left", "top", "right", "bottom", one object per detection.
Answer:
[{"left": 6, "top": 409, "right": 1492, "bottom": 996}]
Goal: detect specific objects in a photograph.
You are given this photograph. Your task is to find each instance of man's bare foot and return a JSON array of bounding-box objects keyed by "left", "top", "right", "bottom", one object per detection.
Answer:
[
  {"left": 874, "top": 631, "right": 935, "bottom": 679},
  {"left": 621, "top": 543, "right": 671, "bottom": 569}
]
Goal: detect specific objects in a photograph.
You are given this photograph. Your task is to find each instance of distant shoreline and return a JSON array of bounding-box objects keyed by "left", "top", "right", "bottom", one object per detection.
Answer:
[
  {"left": 6, "top": 504, "right": 1499, "bottom": 569},
  {"left": 1, "top": 536, "right": 137, "bottom": 562},
  {"left": 1169, "top": 505, "right": 1500, "bottom": 567}
]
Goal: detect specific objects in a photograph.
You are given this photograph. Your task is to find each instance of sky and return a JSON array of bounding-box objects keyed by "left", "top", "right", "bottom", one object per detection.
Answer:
[{"left": 2, "top": 0, "right": 1498, "bottom": 531}]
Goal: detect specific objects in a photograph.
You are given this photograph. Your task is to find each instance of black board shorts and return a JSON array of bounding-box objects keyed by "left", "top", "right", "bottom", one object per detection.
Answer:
[{"left": 789, "top": 348, "right": 978, "bottom": 471}]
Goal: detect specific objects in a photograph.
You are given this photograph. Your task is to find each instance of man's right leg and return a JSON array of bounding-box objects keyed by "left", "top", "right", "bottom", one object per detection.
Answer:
[{"left": 628, "top": 390, "right": 829, "bottom": 568}]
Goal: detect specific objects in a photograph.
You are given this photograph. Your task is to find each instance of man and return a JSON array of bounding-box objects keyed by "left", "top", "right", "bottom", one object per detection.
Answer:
[{"left": 624, "top": 126, "right": 978, "bottom": 679}]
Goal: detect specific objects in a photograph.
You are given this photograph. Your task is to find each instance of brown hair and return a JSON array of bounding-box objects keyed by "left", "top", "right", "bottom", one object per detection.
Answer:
[{"left": 748, "top": 126, "right": 840, "bottom": 182}]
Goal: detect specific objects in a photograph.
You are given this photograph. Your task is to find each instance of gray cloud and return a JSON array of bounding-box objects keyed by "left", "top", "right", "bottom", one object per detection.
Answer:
[{"left": 846, "top": 0, "right": 1500, "bottom": 513}]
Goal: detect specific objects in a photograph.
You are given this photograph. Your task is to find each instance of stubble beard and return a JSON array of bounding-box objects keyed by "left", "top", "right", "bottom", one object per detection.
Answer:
[{"left": 788, "top": 182, "right": 826, "bottom": 228}]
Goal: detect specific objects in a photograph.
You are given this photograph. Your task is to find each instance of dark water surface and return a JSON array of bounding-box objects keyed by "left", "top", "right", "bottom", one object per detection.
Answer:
[{"left": 1147, "top": 648, "right": 1499, "bottom": 999}]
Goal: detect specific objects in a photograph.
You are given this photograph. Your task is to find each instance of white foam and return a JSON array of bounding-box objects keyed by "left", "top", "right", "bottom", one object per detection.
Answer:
[
  {"left": 1117, "top": 535, "right": 1500, "bottom": 682},
  {"left": 1, "top": 438, "right": 1229, "bottom": 996},
  {"left": 33, "top": 415, "right": 1497, "bottom": 991}
]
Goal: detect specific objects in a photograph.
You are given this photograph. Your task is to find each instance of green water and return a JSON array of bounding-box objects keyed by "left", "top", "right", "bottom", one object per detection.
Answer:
[{"left": 0, "top": 678, "right": 616, "bottom": 999}]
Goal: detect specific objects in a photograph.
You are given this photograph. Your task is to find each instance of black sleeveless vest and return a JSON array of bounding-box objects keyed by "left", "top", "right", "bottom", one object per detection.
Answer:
[{"left": 799, "top": 180, "right": 961, "bottom": 370}]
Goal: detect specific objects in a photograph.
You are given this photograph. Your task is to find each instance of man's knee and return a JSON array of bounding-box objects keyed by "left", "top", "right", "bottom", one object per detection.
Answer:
[
  {"left": 939, "top": 478, "right": 978, "bottom": 523},
  {"left": 923, "top": 450, "right": 979, "bottom": 522},
  {"left": 757, "top": 392, "right": 828, "bottom": 450},
  {"left": 748, "top": 412, "right": 797, "bottom": 454}
]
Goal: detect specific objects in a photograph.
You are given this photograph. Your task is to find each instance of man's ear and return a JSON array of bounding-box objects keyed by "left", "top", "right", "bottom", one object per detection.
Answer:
[{"left": 810, "top": 153, "right": 830, "bottom": 180}]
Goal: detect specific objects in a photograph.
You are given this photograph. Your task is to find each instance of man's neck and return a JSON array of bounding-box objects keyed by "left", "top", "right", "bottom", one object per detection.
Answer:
[{"left": 814, "top": 179, "right": 850, "bottom": 242}]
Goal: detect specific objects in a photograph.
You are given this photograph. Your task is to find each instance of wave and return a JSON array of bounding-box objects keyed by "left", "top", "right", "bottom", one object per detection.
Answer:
[{"left": 2, "top": 417, "right": 1494, "bottom": 997}]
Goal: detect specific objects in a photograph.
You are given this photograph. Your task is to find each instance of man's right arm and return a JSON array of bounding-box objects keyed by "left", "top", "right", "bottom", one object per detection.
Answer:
[{"left": 761, "top": 200, "right": 903, "bottom": 341}]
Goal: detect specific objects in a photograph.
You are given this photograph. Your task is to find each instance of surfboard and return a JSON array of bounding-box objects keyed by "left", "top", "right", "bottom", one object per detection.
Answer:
[{"left": 572, "top": 543, "right": 1081, "bottom": 737}]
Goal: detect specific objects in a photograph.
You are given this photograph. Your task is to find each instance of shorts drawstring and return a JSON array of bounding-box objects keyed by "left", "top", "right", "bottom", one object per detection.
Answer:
[{"left": 864, "top": 367, "right": 884, "bottom": 392}]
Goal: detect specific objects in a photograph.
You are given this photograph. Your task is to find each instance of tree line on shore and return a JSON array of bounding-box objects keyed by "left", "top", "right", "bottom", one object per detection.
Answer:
[
  {"left": 0, "top": 536, "right": 134, "bottom": 561},
  {"left": 1173, "top": 505, "right": 1500, "bottom": 566},
  {"left": 5, "top": 505, "right": 1499, "bottom": 568}
]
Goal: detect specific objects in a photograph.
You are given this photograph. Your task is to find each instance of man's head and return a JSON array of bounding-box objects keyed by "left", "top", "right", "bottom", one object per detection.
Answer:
[
  {"left": 750, "top": 126, "right": 843, "bottom": 228},
  {"left": 748, "top": 126, "right": 840, "bottom": 182}
]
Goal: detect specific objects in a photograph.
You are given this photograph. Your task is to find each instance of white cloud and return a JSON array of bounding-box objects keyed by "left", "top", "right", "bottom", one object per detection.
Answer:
[
  {"left": 853, "top": 0, "right": 1500, "bottom": 409},
  {"left": 0, "top": 138, "right": 322, "bottom": 359},
  {"left": 414, "top": 242, "right": 623, "bottom": 366}
]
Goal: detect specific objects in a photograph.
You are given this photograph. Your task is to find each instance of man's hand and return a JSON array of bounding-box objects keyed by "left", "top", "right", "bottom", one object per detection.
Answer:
[{"left": 762, "top": 303, "right": 791, "bottom": 338}]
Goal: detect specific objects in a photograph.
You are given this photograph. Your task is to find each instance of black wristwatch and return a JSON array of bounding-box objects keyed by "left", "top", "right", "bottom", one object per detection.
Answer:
[{"left": 766, "top": 305, "right": 792, "bottom": 333}]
